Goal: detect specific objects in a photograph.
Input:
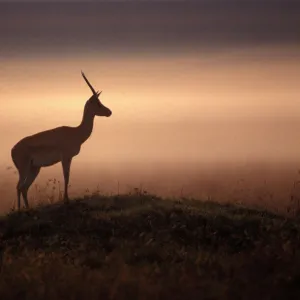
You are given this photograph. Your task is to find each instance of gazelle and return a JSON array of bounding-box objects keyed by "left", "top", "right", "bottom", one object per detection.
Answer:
[{"left": 11, "top": 71, "right": 112, "bottom": 210}]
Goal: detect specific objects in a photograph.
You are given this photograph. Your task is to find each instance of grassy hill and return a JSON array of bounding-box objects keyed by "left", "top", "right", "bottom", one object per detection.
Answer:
[{"left": 1, "top": 192, "right": 300, "bottom": 300}]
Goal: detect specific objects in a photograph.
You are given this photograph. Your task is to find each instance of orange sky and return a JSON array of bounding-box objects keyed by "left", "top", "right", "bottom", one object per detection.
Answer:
[
  {"left": 1, "top": 46, "right": 300, "bottom": 169},
  {"left": 0, "top": 2, "right": 300, "bottom": 212}
]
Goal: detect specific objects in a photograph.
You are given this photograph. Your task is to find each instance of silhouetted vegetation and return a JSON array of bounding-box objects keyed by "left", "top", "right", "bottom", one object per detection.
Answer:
[{"left": 1, "top": 192, "right": 300, "bottom": 299}]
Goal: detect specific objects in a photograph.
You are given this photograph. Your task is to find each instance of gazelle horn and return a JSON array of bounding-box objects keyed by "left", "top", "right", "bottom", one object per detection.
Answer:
[{"left": 81, "top": 71, "right": 100, "bottom": 96}]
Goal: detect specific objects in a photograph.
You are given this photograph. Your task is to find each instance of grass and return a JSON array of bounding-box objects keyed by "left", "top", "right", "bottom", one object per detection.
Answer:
[{"left": 1, "top": 192, "right": 300, "bottom": 299}]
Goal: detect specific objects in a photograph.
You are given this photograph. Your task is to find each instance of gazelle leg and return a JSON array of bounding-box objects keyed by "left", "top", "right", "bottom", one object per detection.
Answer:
[
  {"left": 15, "top": 184, "right": 21, "bottom": 211},
  {"left": 61, "top": 156, "right": 72, "bottom": 203},
  {"left": 12, "top": 154, "right": 32, "bottom": 211},
  {"left": 20, "top": 166, "right": 40, "bottom": 209},
  {"left": 16, "top": 168, "right": 28, "bottom": 211}
]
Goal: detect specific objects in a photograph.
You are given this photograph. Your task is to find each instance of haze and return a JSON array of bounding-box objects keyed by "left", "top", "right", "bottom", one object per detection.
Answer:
[{"left": 0, "top": 2, "right": 300, "bottom": 212}]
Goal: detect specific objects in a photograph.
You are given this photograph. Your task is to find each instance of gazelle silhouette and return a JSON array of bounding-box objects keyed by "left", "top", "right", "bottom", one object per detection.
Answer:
[{"left": 11, "top": 71, "right": 112, "bottom": 210}]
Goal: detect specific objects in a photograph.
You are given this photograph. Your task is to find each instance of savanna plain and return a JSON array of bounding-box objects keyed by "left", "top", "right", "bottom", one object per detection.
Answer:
[
  {"left": 1, "top": 164, "right": 300, "bottom": 300},
  {"left": 1, "top": 2, "right": 300, "bottom": 299}
]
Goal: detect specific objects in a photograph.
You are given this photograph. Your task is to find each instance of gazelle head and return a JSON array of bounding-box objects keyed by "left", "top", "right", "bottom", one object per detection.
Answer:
[{"left": 81, "top": 71, "right": 112, "bottom": 117}]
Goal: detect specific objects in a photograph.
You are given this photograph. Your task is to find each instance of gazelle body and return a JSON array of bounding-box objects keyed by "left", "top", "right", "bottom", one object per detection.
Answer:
[{"left": 11, "top": 71, "right": 112, "bottom": 210}]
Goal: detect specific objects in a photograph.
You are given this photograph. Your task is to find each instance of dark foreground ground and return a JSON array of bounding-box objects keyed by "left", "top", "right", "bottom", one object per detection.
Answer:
[{"left": 1, "top": 193, "right": 300, "bottom": 300}]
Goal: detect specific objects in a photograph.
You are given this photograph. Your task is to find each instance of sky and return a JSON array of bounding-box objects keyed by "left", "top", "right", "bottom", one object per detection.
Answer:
[{"left": 0, "top": 1, "right": 299, "bottom": 210}]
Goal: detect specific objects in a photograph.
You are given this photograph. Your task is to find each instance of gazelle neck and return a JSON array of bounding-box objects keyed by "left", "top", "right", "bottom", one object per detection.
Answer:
[{"left": 77, "top": 105, "right": 95, "bottom": 144}]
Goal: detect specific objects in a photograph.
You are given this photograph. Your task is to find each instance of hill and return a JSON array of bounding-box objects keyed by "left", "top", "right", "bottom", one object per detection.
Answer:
[{"left": 1, "top": 193, "right": 300, "bottom": 299}]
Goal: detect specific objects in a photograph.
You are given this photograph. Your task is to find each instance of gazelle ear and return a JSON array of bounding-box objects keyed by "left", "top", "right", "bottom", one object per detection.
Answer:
[{"left": 97, "top": 91, "right": 102, "bottom": 97}]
